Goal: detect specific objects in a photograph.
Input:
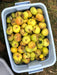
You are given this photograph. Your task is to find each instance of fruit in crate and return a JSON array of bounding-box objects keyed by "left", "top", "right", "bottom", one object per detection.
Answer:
[
  {"left": 23, "top": 53, "right": 30, "bottom": 59},
  {"left": 37, "top": 8, "right": 43, "bottom": 14},
  {"left": 30, "top": 7, "right": 37, "bottom": 15},
  {"left": 38, "top": 33, "right": 44, "bottom": 39},
  {"left": 36, "top": 14, "right": 44, "bottom": 21},
  {"left": 42, "top": 47, "right": 49, "bottom": 56},
  {"left": 11, "top": 19, "right": 16, "bottom": 25},
  {"left": 30, "top": 52, "right": 35, "bottom": 61},
  {"left": 13, "top": 53, "right": 22, "bottom": 64},
  {"left": 11, "top": 41, "right": 19, "bottom": 48},
  {"left": 21, "top": 23, "right": 27, "bottom": 28},
  {"left": 39, "top": 22, "right": 46, "bottom": 29},
  {"left": 33, "top": 25, "right": 40, "bottom": 34},
  {"left": 8, "top": 34, "right": 14, "bottom": 41},
  {"left": 41, "top": 28, "right": 49, "bottom": 36},
  {"left": 20, "top": 41, "right": 26, "bottom": 46},
  {"left": 27, "top": 10, "right": 32, "bottom": 18},
  {"left": 7, "top": 16, "right": 12, "bottom": 23},
  {"left": 14, "top": 33, "right": 21, "bottom": 42},
  {"left": 20, "top": 29, "right": 28, "bottom": 36},
  {"left": 43, "top": 38, "right": 49, "bottom": 47},
  {"left": 31, "top": 34, "right": 38, "bottom": 42},
  {"left": 15, "top": 12, "right": 22, "bottom": 17},
  {"left": 18, "top": 46, "right": 24, "bottom": 54},
  {"left": 39, "top": 54, "right": 44, "bottom": 59},
  {"left": 16, "top": 17, "right": 23, "bottom": 25},
  {"left": 28, "top": 41, "right": 36, "bottom": 49},
  {"left": 13, "top": 25, "right": 20, "bottom": 33},
  {"left": 22, "top": 58, "right": 30, "bottom": 64},
  {"left": 35, "top": 49, "right": 41, "bottom": 60},
  {"left": 11, "top": 47, "right": 17, "bottom": 53},
  {"left": 11, "top": 13, "right": 15, "bottom": 18},
  {"left": 6, "top": 26, "right": 13, "bottom": 35},
  {"left": 22, "top": 36, "right": 30, "bottom": 44},
  {"left": 27, "top": 19, "right": 36, "bottom": 26},
  {"left": 25, "top": 25, "right": 33, "bottom": 33},
  {"left": 25, "top": 46, "right": 32, "bottom": 53},
  {"left": 37, "top": 38, "right": 43, "bottom": 49},
  {"left": 22, "top": 11, "right": 28, "bottom": 19},
  {"left": 6, "top": 7, "right": 50, "bottom": 64}
]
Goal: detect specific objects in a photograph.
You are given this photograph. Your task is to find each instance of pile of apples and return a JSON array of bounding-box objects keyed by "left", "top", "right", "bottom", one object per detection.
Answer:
[{"left": 6, "top": 7, "right": 49, "bottom": 64}]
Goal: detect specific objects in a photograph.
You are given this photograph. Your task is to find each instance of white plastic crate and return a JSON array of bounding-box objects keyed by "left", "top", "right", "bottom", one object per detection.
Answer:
[{"left": 1, "top": 1, "right": 56, "bottom": 74}]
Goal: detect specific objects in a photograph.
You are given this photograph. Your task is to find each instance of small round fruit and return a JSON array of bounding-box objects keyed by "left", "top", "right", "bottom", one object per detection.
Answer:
[
  {"left": 31, "top": 34, "right": 38, "bottom": 42},
  {"left": 16, "top": 17, "right": 23, "bottom": 25},
  {"left": 35, "top": 49, "right": 41, "bottom": 56},
  {"left": 41, "top": 28, "right": 49, "bottom": 36},
  {"left": 43, "top": 47, "right": 49, "bottom": 56},
  {"left": 33, "top": 25, "right": 40, "bottom": 34},
  {"left": 36, "top": 14, "right": 44, "bottom": 21},
  {"left": 13, "top": 25, "right": 20, "bottom": 33},
  {"left": 39, "top": 22, "right": 46, "bottom": 29},
  {"left": 6, "top": 26, "right": 13, "bottom": 35},
  {"left": 31, "top": 52, "right": 35, "bottom": 58},
  {"left": 15, "top": 12, "right": 22, "bottom": 17},
  {"left": 20, "top": 29, "right": 28, "bottom": 36},
  {"left": 13, "top": 53, "right": 22, "bottom": 64},
  {"left": 8, "top": 34, "right": 14, "bottom": 41},
  {"left": 20, "top": 41, "right": 26, "bottom": 46},
  {"left": 30, "top": 52, "right": 35, "bottom": 61},
  {"left": 43, "top": 38, "right": 49, "bottom": 47},
  {"left": 11, "top": 19, "right": 16, "bottom": 25},
  {"left": 11, "top": 41, "right": 19, "bottom": 47},
  {"left": 23, "top": 11, "right": 28, "bottom": 19},
  {"left": 18, "top": 46, "right": 24, "bottom": 54},
  {"left": 14, "top": 33, "right": 21, "bottom": 42},
  {"left": 11, "top": 13, "right": 15, "bottom": 18},
  {"left": 11, "top": 47, "right": 17, "bottom": 53},
  {"left": 39, "top": 54, "right": 44, "bottom": 59},
  {"left": 22, "top": 58, "right": 30, "bottom": 64},
  {"left": 30, "top": 7, "right": 37, "bottom": 15},
  {"left": 37, "top": 8, "right": 43, "bottom": 14},
  {"left": 21, "top": 23, "right": 27, "bottom": 29},
  {"left": 27, "top": 19, "right": 36, "bottom": 26},
  {"left": 25, "top": 25, "right": 33, "bottom": 33},
  {"left": 22, "top": 36, "right": 30, "bottom": 44},
  {"left": 38, "top": 33, "right": 44, "bottom": 39},
  {"left": 37, "top": 38, "right": 43, "bottom": 49},
  {"left": 25, "top": 46, "right": 32, "bottom": 53},
  {"left": 23, "top": 53, "right": 30, "bottom": 59},
  {"left": 27, "top": 10, "right": 32, "bottom": 17},
  {"left": 6, "top": 16, "right": 12, "bottom": 23},
  {"left": 28, "top": 41, "right": 36, "bottom": 49}
]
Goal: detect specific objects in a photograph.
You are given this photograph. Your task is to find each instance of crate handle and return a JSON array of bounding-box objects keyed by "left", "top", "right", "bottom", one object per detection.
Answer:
[
  {"left": 28, "top": 64, "right": 43, "bottom": 74},
  {"left": 28, "top": 69, "right": 43, "bottom": 74},
  {"left": 15, "top": 1, "right": 30, "bottom": 6}
]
